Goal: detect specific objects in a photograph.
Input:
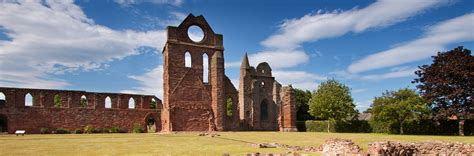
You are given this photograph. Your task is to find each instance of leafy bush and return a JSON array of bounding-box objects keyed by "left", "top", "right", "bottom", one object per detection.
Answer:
[
  {"left": 305, "top": 120, "right": 335, "bottom": 132},
  {"left": 132, "top": 123, "right": 144, "bottom": 133},
  {"left": 296, "top": 121, "right": 306, "bottom": 132},
  {"left": 84, "top": 125, "right": 94, "bottom": 134},
  {"left": 335, "top": 120, "right": 372, "bottom": 133},
  {"left": 304, "top": 120, "right": 371, "bottom": 133},
  {"left": 109, "top": 127, "right": 126, "bottom": 133},
  {"left": 92, "top": 128, "right": 104, "bottom": 133},
  {"left": 304, "top": 119, "right": 472, "bottom": 135},
  {"left": 73, "top": 128, "right": 84, "bottom": 134},
  {"left": 55, "top": 128, "right": 70, "bottom": 134},
  {"left": 40, "top": 128, "right": 49, "bottom": 134}
]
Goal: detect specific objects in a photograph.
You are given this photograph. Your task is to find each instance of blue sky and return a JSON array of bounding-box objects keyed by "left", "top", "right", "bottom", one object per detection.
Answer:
[{"left": 0, "top": 0, "right": 473, "bottom": 111}]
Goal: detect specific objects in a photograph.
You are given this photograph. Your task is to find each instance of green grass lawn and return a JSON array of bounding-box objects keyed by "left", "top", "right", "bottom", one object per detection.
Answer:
[{"left": 0, "top": 132, "right": 472, "bottom": 155}]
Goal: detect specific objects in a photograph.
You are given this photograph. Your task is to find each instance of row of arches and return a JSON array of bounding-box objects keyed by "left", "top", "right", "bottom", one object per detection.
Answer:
[
  {"left": 0, "top": 92, "right": 158, "bottom": 109},
  {"left": 184, "top": 52, "right": 209, "bottom": 83}
]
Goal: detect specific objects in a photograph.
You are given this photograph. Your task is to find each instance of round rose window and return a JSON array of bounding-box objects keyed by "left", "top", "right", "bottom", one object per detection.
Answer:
[{"left": 188, "top": 25, "right": 204, "bottom": 42}]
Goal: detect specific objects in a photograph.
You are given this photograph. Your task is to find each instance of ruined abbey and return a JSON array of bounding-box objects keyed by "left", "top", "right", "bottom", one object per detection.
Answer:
[{"left": 0, "top": 14, "right": 296, "bottom": 134}]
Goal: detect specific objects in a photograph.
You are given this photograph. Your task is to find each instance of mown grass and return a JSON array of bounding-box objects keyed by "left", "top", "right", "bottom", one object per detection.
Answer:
[{"left": 0, "top": 132, "right": 472, "bottom": 155}]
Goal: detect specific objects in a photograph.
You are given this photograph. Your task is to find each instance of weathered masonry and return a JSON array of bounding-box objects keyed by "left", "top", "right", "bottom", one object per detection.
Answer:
[
  {"left": 0, "top": 87, "right": 161, "bottom": 134},
  {"left": 0, "top": 14, "right": 296, "bottom": 134},
  {"left": 161, "top": 14, "right": 297, "bottom": 132}
]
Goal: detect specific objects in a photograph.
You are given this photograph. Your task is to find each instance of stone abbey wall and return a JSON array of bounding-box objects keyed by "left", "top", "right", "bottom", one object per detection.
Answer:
[
  {"left": 0, "top": 87, "right": 161, "bottom": 134},
  {"left": 0, "top": 14, "right": 296, "bottom": 133}
]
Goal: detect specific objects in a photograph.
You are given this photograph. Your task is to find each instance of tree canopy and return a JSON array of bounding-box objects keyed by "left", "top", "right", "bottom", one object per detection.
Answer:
[
  {"left": 370, "top": 88, "right": 429, "bottom": 134},
  {"left": 413, "top": 46, "right": 474, "bottom": 136},
  {"left": 294, "top": 89, "right": 314, "bottom": 121},
  {"left": 308, "top": 79, "right": 356, "bottom": 132}
]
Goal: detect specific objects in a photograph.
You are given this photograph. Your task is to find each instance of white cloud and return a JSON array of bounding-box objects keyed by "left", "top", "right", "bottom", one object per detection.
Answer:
[
  {"left": 360, "top": 67, "right": 417, "bottom": 81},
  {"left": 273, "top": 70, "right": 326, "bottom": 91},
  {"left": 121, "top": 65, "right": 163, "bottom": 98},
  {"left": 262, "top": 0, "right": 447, "bottom": 50},
  {"left": 348, "top": 13, "right": 474, "bottom": 73},
  {"left": 0, "top": 1, "right": 166, "bottom": 88},
  {"left": 331, "top": 66, "right": 418, "bottom": 81},
  {"left": 352, "top": 88, "right": 367, "bottom": 93},
  {"left": 114, "top": 0, "right": 183, "bottom": 7},
  {"left": 355, "top": 100, "right": 372, "bottom": 112},
  {"left": 226, "top": 50, "right": 309, "bottom": 69},
  {"left": 245, "top": 0, "right": 447, "bottom": 70}
]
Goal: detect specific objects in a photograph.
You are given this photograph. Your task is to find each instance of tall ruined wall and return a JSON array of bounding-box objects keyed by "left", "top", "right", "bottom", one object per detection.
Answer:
[
  {"left": 280, "top": 85, "right": 297, "bottom": 132},
  {"left": 0, "top": 87, "right": 161, "bottom": 134},
  {"left": 162, "top": 14, "right": 226, "bottom": 131},
  {"left": 239, "top": 59, "right": 281, "bottom": 131}
]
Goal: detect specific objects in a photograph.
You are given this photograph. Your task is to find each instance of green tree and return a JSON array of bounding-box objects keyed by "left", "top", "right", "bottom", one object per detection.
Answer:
[
  {"left": 80, "top": 97, "right": 87, "bottom": 107},
  {"left": 226, "top": 98, "right": 233, "bottom": 117},
  {"left": 150, "top": 99, "right": 157, "bottom": 109},
  {"left": 54, "top": 95, "right": 61, "bottom": 108},
  {"left": 308, "top": 79, "right": 356, "bottom": 132},
  {"left": 370, "top": 88, "right": 430, "bottom": 134},
  {"left": 413, "top": 46, "right": 474, "bottom": 136},
  {"left": 294, "top": 89, "right": 314, "bottom": 121}
]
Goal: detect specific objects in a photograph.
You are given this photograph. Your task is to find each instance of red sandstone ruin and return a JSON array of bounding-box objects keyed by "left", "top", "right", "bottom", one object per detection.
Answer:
[{"left": 0, "top": 14, "right": 296, "bottom": 134}]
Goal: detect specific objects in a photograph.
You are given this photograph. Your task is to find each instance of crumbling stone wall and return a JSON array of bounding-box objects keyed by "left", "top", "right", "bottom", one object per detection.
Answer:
[
  {"left": 162, "top": 14, "right": 297, "bottom": 132},
  {"left": 0, "top": 87, "right": 161, "bottom": 134},
  {"left": 162, "top": 14, "right": 225, "bottom": 131}
]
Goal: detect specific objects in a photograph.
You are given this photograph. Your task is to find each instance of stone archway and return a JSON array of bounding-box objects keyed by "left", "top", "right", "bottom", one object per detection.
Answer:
[
  {"left": 0, "top": 114, "right": 7, "bottom": 133},
  {"left": 145, "top": 114, "right": 158, "bottom": 133}
]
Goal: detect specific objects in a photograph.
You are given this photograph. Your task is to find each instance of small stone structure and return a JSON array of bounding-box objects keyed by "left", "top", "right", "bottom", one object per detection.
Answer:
[{"left": 0, "top": 14, "right": 296, "bottom": 133}]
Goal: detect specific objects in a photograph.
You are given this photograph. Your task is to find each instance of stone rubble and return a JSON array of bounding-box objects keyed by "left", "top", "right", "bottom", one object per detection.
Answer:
[
  {"left": 368, "top": 141, "right": 474, "bottom": 155},
  {"left": 251, "top": 139, "right": 474, "bottom": 156},
  {"left": 318, "top": 138, "right": 363, "bottom": 155},
  {"left": 196, "top": 132, "right": 221, "bottom": 137}
]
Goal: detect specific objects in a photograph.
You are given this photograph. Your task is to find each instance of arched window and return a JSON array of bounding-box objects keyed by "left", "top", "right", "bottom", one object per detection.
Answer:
[
  {"left": 80, "top": 95, "right": 87, "bottom": 107},
  {"left": 260, "top": 100, "right": 268, "bottom": 120},
  {"left": 185, "top": 52, "right": 192, "bottom": 67},
  {"left": 53, "top": 94, "right": 61, "bottom": 107},
  {"left": 128, "top": 97, "right": 135, "bottom": 109},
  {"left": 226, "top": 97, "right": 233, "bottom": 117},
  {"left": 203, "top": 53, "right": 209, "bottom": 83},
  {"left": 261, "top": 81, "right": 265, "bottom": 88},
  {"left": 105, "top": 96, "right": 112, "bottom": 108},
  {"left": 150, "top": 98, "right": 157, "bottom": 109},
  {"left": 25, "top": 93, "right": 33, "bottom": 106},
  {"left": 0, "top": 92, "right": 5, "bottom": 106}
]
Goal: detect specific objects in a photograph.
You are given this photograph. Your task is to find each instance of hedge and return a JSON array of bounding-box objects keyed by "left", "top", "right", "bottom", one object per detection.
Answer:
[
  {"left": 299, "top": 120, "right": 370, "bottom": 133},
  {"left": 298, "top": 119, "right": 472, "bottom": 135}
]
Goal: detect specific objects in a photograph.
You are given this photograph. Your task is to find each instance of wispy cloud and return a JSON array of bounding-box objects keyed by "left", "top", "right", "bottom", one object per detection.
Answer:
[
  {"left": 244, "top": 0, "right": 449, "bottom": 70},
  {"left": 355, "top": 100, "right": 373, "bottom": 112},
  {"left": 331, "top": 66, "right": 418, "bottom": 81},
  {"left": 121, "top": 65, "right": 163, "bottom": 98},
  {"left": 360, "top": 67, "right": 418, "bottom": 81},
  {"left": 0, "top": 1, "right": 166, "bottom": 88},
  {"left": 348, "top": 13, "right": 474, "bottom": 73},
  {"left": 226, "top": 50, "right": 309, "bottom": 69},
  {"left": 114, "top": 0, "right": 183, "bottom": 7},
  {"left": 273, "top": 70, "right": 326, "bottom": 91}
]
